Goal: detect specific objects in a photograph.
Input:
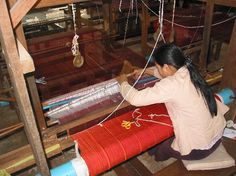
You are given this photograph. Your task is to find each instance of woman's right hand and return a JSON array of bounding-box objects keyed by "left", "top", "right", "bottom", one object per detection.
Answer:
[{"left": 131, "top": 69, "right": 144, "bottom": 79}]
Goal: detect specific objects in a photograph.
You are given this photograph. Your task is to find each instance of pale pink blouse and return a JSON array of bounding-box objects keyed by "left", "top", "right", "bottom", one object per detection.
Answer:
[{"left": 120, "top": 66, "right": 228, "bottom": 155}]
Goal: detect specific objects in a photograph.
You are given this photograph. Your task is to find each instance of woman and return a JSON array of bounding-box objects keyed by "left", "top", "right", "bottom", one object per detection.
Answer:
[{"left": 117, "top": 44, "right": 228, "bottom": 161}]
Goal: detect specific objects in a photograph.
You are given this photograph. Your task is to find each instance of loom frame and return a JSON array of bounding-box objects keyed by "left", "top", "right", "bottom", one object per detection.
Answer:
[{"left": 0, "top": 0, "right": 236, "bottom": 175}]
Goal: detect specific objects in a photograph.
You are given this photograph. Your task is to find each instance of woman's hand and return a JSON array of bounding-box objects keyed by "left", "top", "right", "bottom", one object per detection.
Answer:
[
  {"left": 116, "top": 74, "right": 128, "bottom": 85},
  {"left": 131, "top": 69, "right": 144, "bottom": 79}
]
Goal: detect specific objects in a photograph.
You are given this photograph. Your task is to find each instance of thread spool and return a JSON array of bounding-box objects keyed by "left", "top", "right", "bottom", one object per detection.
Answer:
[
  {"left": 216, "top": 88, "right": 235, "bottom": 105},
  {"left": 50, "top": 161, "right": 77, "bottom": 176}
]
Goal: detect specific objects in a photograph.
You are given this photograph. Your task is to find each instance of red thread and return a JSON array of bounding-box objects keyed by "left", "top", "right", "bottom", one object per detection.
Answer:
[{"left": 71, "top": 103, "right": 173, "bottom": 176}]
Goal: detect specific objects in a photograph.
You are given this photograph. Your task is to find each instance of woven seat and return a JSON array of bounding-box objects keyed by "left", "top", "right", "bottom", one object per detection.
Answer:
[{"left": 182, "top": 143, "right": 235, "bottom": 171}]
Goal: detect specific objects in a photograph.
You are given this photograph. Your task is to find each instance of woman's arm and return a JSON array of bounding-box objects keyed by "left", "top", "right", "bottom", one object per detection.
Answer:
[{"left": 133, "top": 66, "right": 162, "bottom": 79}]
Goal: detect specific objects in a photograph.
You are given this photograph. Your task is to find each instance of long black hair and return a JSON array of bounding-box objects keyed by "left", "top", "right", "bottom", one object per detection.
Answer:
[{"left": 153, "top": 43, "right": 217, "bottom": 117}]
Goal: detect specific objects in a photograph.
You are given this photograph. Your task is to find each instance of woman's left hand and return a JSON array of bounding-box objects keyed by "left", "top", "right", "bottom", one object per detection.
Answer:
[{"left": 116, "top": 74, "right": 128, "bottom": 84}]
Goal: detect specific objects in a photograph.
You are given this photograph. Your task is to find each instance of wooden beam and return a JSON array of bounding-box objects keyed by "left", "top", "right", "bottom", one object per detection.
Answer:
[
  {"left": 10, "top": 0, "right": 47, "bottom": 131},
  {"left": 220, "top": 20, "right": 236, "bottom": 93},
  {"left": 26, "top": 75, "right": 47, "bottom": 131},
  {"left": 8, "top": 0, "right": 28, "bottom": 49},
  {"left": 102, "top": 0, "right": 112, "bottom": 35},
  {"left": 214, "top": 0, "right": 236, "bottom": 7},
  {"left": 10, "top": 0, "right": 39, "bottom": 28},
  {"left": 199, "top": 0, "right": 236, "bottom": 8},
  {"left": 199, "top": 0, "right": 214, "bottom": 70},
  {"left": 141, "top": 0, "right": 150, "bottom": 56},
  {"left": 35, "top": 0, "right": 88, "bottom": 9},
  {"left": 0, "top": 0, "right": 50, "bottom": 175}
]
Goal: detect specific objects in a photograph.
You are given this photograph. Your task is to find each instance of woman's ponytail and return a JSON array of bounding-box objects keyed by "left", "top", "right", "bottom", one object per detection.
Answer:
[
  {"left": 154, "top": 44, "right": 217, "bottom": 117},
  {"left": 185, "top": 58, "right": 217, "bottom": 117}
]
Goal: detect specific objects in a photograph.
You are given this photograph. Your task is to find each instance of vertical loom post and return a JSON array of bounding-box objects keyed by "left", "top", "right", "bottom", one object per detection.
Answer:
[{"left": 0, "top": 0, "right": 50, "bottom": 175}]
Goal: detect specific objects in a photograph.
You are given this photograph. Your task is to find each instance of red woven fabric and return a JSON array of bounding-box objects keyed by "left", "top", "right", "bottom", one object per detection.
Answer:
[{"left": 71, "top": 103, "right": 173, "bottom": 175}]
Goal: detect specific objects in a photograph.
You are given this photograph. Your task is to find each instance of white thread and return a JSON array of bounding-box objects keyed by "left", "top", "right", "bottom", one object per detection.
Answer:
[
  {"left": 71, "top": 3, "right": 84, "bottom": 67},
  {"left": 131, "top": 0, "right": 134, "bottom": 14},
  {"left": 135, "top": 0, "right": 138, "bottom": 24},
  {"left": 71, "top": 34, "right": 80, "bottom": 56},
  {"left": 131, "top": 108, "right": 173, "bottom": 128},
  {"left": 98, "top": 0, "right": 165, "bottom": 125},
  {"left": 140, "top": 0, "right": 236, "bottom": 29},
  {"left": 123, "top": 0, "right": 132, "bottom": 46},
  {"left": 187, "top": 6, "right": 204, "bottom": 48},
  {"left": 119, "top": 0, "right": 123, "bottom": 12},
  {"left": 148, "top": 113, "right": 170, "bottom": 119},
  {"left": 71, "top": 3, "right": 77, "bottom": 35},
  {"left": 71, "top": 4, "right": 80, "bottom": 56},
  {"left": 171, "top": 0, "right": 176, "bottom": 28}
]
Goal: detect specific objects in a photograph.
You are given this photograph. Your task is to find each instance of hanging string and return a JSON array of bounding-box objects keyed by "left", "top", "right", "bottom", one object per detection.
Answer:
[
  {"left": 168, "top": 0, "right": 176, "bottom": 43},
  {"left": 123, "top": 0, "right": 132, "bottom": 46},
  {"left": 140, "top": 0, "right": 236, "bottom": 29},
  {"left": 159, "top": 0, "right": 166, "bottom": 43},
  {"left": 119, "top": 0, "right": 123, "bottom": 12},
  {"left": 72, "top": 3, "right": 77, "bottom": 35},
  {"left": 187, "top": 5, "right": 204, "bottom": 48},
  {"left": 131, "top": 0, "right": 134, "bottom": 14},
  {"left": 135, "top": 0, "right": 139, "bottom": 24},
  {"left": 71, "top": 3, "right": 84, "bottom": 68},
  {"left": 154, "top": 0, "right": 166, "bottom": 43},
  {"left": 171, "top": 0, "right": 176, "bottom": 28},
  {"left": 98, "top": 0, "right": 166, "bottom": 126}
]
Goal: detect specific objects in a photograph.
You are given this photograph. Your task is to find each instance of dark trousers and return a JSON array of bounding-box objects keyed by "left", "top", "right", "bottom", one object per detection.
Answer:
[{"left": 148, "top": 137, "right": 221, "bottom": 161}]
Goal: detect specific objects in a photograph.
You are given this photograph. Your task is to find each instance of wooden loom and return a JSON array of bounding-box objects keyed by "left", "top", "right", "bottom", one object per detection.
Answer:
[
  {"left": 140, "top": 0, "right": 235, "bottom": 68},
  {"left": 0, "top": 0, "right": 236, "bottom": 175}
]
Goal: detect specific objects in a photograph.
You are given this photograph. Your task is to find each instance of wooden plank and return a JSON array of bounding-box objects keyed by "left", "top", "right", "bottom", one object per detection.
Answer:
[
  {"left": 153, "top": 138, "right": 236, "bottom": 176},
  {"left": 0, "top": 1, "right": 50, "bottom": 175},
  {"left": 199, "top": 0, "right": 214, "bottom": 70},
  {"left": 220, "top": 20, "right": 236, "bottom": 93},
  {"left": 10, "top": 0, "right": 39, "bottom": 28}
]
